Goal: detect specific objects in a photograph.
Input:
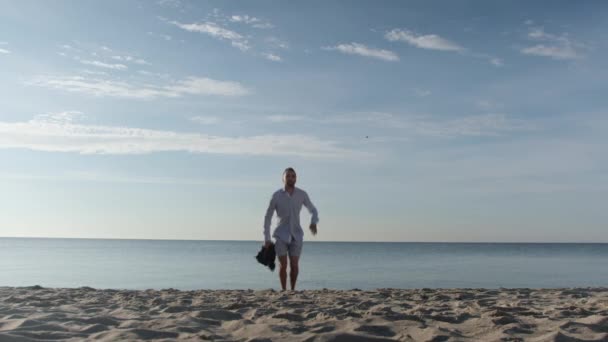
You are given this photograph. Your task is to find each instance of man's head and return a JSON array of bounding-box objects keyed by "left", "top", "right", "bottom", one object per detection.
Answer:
[{"left": 283, "top": 167, "right": 297, "bottom": 188}]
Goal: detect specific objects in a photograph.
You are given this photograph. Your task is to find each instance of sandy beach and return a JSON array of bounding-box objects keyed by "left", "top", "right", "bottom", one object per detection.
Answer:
[{"left": 0, "top": 286, "right": 606, "bottom": 341}]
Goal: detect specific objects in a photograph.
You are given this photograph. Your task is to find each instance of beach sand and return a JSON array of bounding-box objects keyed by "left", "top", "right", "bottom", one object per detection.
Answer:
[{"left": 0, "top": 286, "right": 606, "bottom": 341}]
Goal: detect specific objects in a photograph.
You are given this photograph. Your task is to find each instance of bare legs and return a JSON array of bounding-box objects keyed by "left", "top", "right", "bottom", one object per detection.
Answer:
[
  {"left": 278, "top": 255, "right": 300, "bottom": 291},
  {"left": 278, "top": 256, "right": 288, "bottom": 290},
  {"left": 289, "top": 255, "right": 299, "bottom": 290}
]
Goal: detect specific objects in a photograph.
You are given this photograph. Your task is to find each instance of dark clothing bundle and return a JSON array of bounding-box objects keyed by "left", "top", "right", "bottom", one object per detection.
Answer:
[{"left": 255, "top": 244, "right": 276, "bottom": 271}]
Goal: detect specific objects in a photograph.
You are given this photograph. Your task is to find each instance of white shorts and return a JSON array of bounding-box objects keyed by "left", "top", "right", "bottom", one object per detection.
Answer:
[{"left": 274, "top": 237, "right": 303, "bottom": 257}]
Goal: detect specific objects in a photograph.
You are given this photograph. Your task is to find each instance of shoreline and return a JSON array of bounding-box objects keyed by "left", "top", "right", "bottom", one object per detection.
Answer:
[
  {"left": 4, "top": 237, "right": 608, "bottom": 244},
  {"left": 1, "top": 286, "right": 606, "bottom": 341}
]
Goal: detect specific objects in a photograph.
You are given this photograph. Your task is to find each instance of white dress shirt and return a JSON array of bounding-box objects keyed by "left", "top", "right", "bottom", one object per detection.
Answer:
[{"left": 263, "top": 187, "right": 319, "bottom": 243}]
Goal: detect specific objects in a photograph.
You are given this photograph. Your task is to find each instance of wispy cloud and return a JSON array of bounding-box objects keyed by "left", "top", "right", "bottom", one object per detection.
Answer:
[
  {"left": 262, "top": 53, "right": 282, "bottom": 62},
  {"left": 385, "top": 29, "right": 464, "bottom": 52},
  {"left": 0, "top": 171, "right": 272, "bottom": 188},
  {"left": 521, "top": 45, "right": 580, "bottom": 60},
  {"left": 406, "top": 113, "right": 534, "bottom": 137},
  {"left": 60, "top": 44, "right": 81, "bottom": 52},
  {"left": 157, "top": 0, "right": 181, "bottom": 8},
  {"left": 81, "top": 69, "right": 109, "bottom": 76},
  {"left": 28, "top": 75, "right": 250, "bottom": 99},
  {"left": 190, "top": 116, "right": 221, "bottom": 125},
  {"left": 147, "top": 31, "right": 173, "bottom": 41},
  {"left": 266, "top": 112, "right": 534, "bottom": 138},
  {"left": 265, "top": 37, "right": 289, "bottom": 49},
  {"left": 412, "top": 88, "right": 431, "bottom": 97},
  {"left": 324, "top": 43, "right": 399, "bottom": 61},
  {"left": 385, "top": 28, "right": 502, "bottom": 66},
  {"left": 520, "top": 27, "right": 583, "bottom": 60},
  {"left": 80, "top": 60, "right": 128, "bottom": 70},
  {"left": 0, "top": 42, "right": 10, "bottom": 54},
  {"left": 0, "top": 113, "right": 361, "bottom": 159},
  {"left": 33, "top": 111, "right": 84, "bottom": 123},
  {"left": 490, "top": 57, "right": 504, "bottom": 66},
  {"left": 170, "top": 20, "right": 250, "bottom": 51},
  {"left": 229, "top": 15, "right": 274, "bottom": 29},
  {"left": 59, "top": 42, "right": 154, "bottom": 69},
  {"left": 111, "top": 55, "right": 150, "bottom": 65},
  {"left": 137, "top": 70, "right": 169, "bottom": 78}
]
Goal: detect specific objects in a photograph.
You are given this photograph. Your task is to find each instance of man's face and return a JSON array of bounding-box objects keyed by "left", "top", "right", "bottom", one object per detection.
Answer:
[{"left": 283, "top": 170, "right": 297, "bottom": 187}]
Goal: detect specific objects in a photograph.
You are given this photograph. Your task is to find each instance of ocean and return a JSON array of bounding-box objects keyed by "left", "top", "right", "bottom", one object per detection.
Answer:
[{"left": 1, "top": 238, "right": 607, "bottom": 290}]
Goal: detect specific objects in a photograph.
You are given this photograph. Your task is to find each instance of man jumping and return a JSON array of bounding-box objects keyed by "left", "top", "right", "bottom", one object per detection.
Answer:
[{"left": 263, "top": 167, "right": 319, "bottom": 291}]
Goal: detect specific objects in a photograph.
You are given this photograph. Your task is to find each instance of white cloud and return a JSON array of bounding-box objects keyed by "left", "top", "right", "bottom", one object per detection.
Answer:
[
  {"left": 190, "top": 116, "right": 221, "bottom": 125},
  {"left": 60, "top": 44, "right": 78, "bottom": 51},
  {"left": 521, "top": 44, "right": 579, "bottom": 60},
  {"left": 157, "top": 0, "right": 181, "bottom": 7},
  {"left": 521, "top": 27, "right": 583, "bottom": 60},
  {"left": 408, "top": 113, "right": 533, "bottom": 137},
  {"left": 137, "top": 70, "right": 169, "bottom": 78},
  {"left": 412, "top": 88, "right": 431, "bottom": 97},
  {"left": 81, "top": 69, "right": 108, "bottom": 76},
  {"left": 252, "top": 22, "right": 274, "bottom": 30},
  {"left": 111, "top": 55, "right": 151, "bottom": 65},
  {"left": 80, "top": 60, "right": 128, "bottom": 70},
  {"left": 266, "top": 112, "right": 533, "bottom": 138},
  {"left": 28, "top": 75, "right": 250, "bottom": 99},
  {"left": 173, "top": 21, "right": 243, "bottom": 40},
  {"left": 171, "top": 20, "right": 250, "bottom": 51},
  {"left": 0, "top": 42, "right": 10, "bottom": 54},
  {"left": 324, "top": 43, "right": 399, "bottom": 61},
  {"left": 33, "top": 111, "right": 83, "bottom": 123},
  {"left": 262, "top": 53, "right": 282, "bottom": 62},
  {"left": 165, "top": 77, "right": 249, "bottom": 96},
  {"left": 385, "top": 29, "right": 464, "bottom": 52},
  {"left": 265, "top": 37, "right": 289, "bottom": 49},
  {"left": 0, "top": 114, "right": 360, "bottom": 159},
  {"left": 385, "top": 28, "right": 502, "bottom": 66},
  {"left": 230, "top": 40, "right": 251, "bottom": 51},
  {"left": 490, "top": 57, "right": 504, "bottom": 66},
  {"left": 229, "top": 15, "right": 274, "bottom": 29}
]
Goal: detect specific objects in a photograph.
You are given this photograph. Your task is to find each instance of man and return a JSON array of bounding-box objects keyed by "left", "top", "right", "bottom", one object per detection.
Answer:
[{"left": 263, "top": 167, "right": 319, "bottom": 291}]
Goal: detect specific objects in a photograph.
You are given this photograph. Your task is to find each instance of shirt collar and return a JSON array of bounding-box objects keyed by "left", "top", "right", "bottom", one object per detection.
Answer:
[{"left": 281, "top": 187, "right": 297, "bottom": 193}]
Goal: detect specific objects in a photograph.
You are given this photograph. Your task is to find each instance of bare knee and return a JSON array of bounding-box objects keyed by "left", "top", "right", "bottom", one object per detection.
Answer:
[{"left": 279, "top": 258, "right": 288, "bottom": 272}]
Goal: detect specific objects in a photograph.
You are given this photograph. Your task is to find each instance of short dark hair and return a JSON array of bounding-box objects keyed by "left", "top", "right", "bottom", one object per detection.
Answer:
[{"left": 283, "top": 167, "right": 296, "bottom": 176}]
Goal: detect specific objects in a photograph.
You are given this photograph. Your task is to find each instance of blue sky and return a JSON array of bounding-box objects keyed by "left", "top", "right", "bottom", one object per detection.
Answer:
[{"left": 1, "top": 0, "right": 607, "bottom": 242}]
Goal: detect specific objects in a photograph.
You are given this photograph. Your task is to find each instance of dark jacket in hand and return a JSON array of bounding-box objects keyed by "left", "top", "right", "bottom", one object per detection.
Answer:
[{"left": 255, "top": 244, "right": 276, "bottom": 271}]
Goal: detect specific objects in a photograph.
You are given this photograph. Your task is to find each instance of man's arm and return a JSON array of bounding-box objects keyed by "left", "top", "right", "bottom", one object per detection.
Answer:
[
  {"left": 263, "top": 194, "right": 275, "bottom": 243},
  {"left": 303, "top": 192, "right": 319, "bottom": 234}
]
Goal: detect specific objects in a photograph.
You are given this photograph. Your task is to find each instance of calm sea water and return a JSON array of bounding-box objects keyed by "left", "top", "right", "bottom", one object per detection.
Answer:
[{"left": 1, "top": 238, "right": 607, "bottom": 290}]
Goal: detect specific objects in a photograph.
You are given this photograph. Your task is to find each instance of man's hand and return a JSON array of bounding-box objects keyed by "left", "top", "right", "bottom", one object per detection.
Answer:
[
  {"left": 264, "top": 240, "right": 272, "bottom": 248},
  {"left": 309, "top": 223, "right": 317, "bottom": 235}
]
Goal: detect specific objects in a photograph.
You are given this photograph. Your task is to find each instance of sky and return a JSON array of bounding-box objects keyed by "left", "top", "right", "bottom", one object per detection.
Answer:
[{"left": 1, "top": 0, "right": 607, "bottom": 242}]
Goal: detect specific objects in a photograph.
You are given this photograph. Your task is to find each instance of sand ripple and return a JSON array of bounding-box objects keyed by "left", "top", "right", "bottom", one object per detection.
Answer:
[{"left": 0, "top": 287, "right": 606, "bottom": 341}]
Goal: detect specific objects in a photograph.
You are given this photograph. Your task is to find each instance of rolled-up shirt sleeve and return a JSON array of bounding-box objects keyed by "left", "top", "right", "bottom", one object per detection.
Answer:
[
  {"left": 303, "top": 192, "right": 319, "bottom": 225},
  {"left": 263, "top": 194, "right": 275, "bottom": 242}
]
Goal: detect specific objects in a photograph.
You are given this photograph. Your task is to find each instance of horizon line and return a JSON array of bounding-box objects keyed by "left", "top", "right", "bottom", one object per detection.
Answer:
[{"left": 1, "top": 236, "right": 607, "bottom": 244}]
